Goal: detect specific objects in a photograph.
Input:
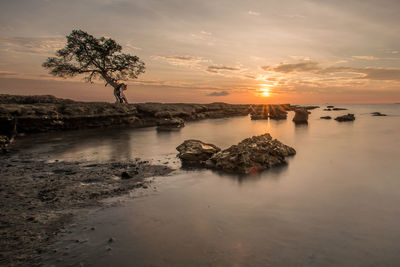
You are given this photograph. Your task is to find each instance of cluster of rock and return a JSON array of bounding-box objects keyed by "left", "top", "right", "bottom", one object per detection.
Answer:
[
  {"left": 249, "top": 104, "right": 291, "bottom": 120},
  {"left": 335, "top": 114, "right": 355, "bottom": 122},
  {"left": 176, "top": 133, "right": 296, "bottom": 174}
]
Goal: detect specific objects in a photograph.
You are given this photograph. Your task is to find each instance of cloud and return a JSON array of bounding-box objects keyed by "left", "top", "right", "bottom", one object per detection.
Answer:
[
  {"left": 206, "top": 65, "right": 240, "bottom": 73},
  {"left": 263, "top": 61, "right": 400, "bottom": 81},
  {"left": 153, "top": 55, "right": 208, "bottom": 67},
  {"left": 125, "top": 41, "right": 142, "bottom": 51},
  {"left": 261, "top": 61, "right": 320, "bottom": 73},
  {"left": 248, "top": 10, "right": 260, "bottom": 16},
  {"left": 352, "top": 56, "right": 378, "bottom": 60},
  {"left": 0, "top": 70, "right": 19, "bottom": 77},
  {"left": 207, "top": 91, "right": 230, "bottom": 96},
  {"left": 0, "top": 36, "right": 64, "bottom": 56}
]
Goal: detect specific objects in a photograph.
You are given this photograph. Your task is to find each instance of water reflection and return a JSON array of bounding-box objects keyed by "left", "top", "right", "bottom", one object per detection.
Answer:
[{"left": 215, "top": 163, "right": 289, "bottom": 184}]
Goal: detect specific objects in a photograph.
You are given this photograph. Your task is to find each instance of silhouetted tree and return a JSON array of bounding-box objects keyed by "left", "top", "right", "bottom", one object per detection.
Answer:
[{"left": 42, "top": 29, "right": 145, "bottom": 103}]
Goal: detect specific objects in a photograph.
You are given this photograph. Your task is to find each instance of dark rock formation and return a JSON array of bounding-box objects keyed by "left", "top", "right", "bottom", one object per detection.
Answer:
[
  {"left": 324, "top": 108, "right": 332, "bottom": 111},
  {"left": 176, "top": 140, "right": 221, "bottom": 166},
  {"left": 176, "top": 134, "right": 296, "bottom": 175},
  {"left": 206, "top": 134, "right": 295, "bottom": 174},
  {"left": 327, "top": 105, "right": 334, "bottom": 108},
  {"left": 320, "top": 116, "right": 332, "bottom": 119},
  {"left": 335, "top": 114, "right": 355, "bottom": 122},
  {"left": 332, "top": 108, "right": 347, "bottom": 111},
  {"left": 0, "top": 95, "right": 250, "bottom": 135},
  {"left": 293, "top": 108, "right": 309, "bottom": 124},
  {"left": 157, "top": 117, "right": 185, "bottom": 131},
  {"left": 371, "top": 112, "right": 387, "bottom": 116}
]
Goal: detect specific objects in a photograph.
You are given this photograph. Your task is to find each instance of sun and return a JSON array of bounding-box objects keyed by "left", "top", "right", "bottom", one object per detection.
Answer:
[{"left": 260, "top": 88, "right": 270, "bottom": 97}]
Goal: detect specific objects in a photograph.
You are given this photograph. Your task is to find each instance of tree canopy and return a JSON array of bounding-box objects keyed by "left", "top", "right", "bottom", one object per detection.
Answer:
[{"left": 42, "top": 30, "right": 145, "bottom": 88}]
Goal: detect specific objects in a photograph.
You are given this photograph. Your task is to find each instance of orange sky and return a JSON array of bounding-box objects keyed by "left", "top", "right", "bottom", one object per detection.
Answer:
[{"left": 0, "top": 0, "right": 399, "bottom": 104}]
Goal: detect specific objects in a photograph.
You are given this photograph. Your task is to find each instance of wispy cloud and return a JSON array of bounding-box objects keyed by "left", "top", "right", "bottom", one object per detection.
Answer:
[
  {"left": 261, "top": 61, "right": 320, "bottom": 73},
  {"left": 0, "top": 36, "right": 64, "bottom": 56},
  {"left": 248, "top": 10, "right": 260, "bottom": 16},
  {"left": 352, "top": 56, "right": 378, "bottom": 60},
  {"left": 207, "top": 90, "right": 230, "bottom": 96},
  {"left": 153, "top": 55, "right": 208, "bottom": 67},
  {"left": 263, "top": 61, "right": 400, "bottom": 81},
  {"left": 206, "top": 65, "right": 240, "bottom": 73}
]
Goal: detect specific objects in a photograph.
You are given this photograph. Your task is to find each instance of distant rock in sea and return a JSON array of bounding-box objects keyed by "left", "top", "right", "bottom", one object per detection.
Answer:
[
  {"left": 293, "top": 108, "right": 309, "bottom": 124},
  {"left": 332, "top": 108, "right": 347, "bottom": 111},
  {"left": 176, "top": 133, "right": 296, "bottom": 175},
  {"left": 371, "top": 112, "right": 387, "bottom": 116},
  {"left": 335, "top": 114, "right": 355, "bottom": 122},
  {"left": 320, "top": 116, "right": 332, "bottom": 120},
  {"left": 327, "top": 105, "right": 334, "bottom": 108}
]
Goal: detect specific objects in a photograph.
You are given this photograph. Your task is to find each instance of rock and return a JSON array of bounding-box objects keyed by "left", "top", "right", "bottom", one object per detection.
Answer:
[
  {"left": 120, "top": 171, "right": 132, "bottom": 179},
  {"left": 327, "top": 105, "right": 334, "bottom": 108},
  {"left": 292, "top": 108, "right": 309, "bottom": 124},
  {"left": 205, "top": 134, "right": 296, "bottom": 174},
  {"left": 268, "top": 109, "right": 287, "bottom": 120},
  {"left": 250, "top": 113, "right": 268, "bottom": 120},
  {"left": 335, "top": 114, "right": 355, "bottom": 122},
  {"left": 304, "top": 106, "right": 320, "bottom": 110},
  {"left": 371, "top": 112, "right": 387, "bottom": 116},
  {"left": 332, "top": 108, "right": 347, "bottom": 111},
  {"left": 108, "top": 237, "right": 116, "bottom": 243},
  {"left": 323, "top": 108, "right": 332, "bottom": 111},
  {"left": 156, "top": 117, "right": 185, "bottom": 131},
  {"left": 320, "top": 116, "right": 332, "bottom": 120},
  {"left": 176, "top": 140, "right": 221, "bottom": 166}
]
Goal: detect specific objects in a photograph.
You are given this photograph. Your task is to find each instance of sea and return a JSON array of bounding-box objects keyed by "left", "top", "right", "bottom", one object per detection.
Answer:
[{"left": 15, "top": 104, "right": 400, "bottom": 266}]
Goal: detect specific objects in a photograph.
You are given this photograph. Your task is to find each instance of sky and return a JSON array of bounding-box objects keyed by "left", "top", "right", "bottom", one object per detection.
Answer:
[{"left": 0, "top": 0, "right": 399, "bottom": 104}]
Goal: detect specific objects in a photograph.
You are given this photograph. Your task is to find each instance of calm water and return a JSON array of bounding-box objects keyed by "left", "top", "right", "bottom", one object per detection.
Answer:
[{"left": 16, "top": 104, "right": 400, "bottom": 266}]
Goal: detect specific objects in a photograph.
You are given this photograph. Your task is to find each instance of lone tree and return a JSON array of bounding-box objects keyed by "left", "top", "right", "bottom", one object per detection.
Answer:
[{"left": 42, "top": 29, "right": 145, "bottom": 103}]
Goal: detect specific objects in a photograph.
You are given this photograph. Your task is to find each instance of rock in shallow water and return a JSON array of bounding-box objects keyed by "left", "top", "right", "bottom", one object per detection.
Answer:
[
  {"left": 293, "top": 108, "right": 309, "bottom": 124},
  {"left": 156, "top": 117, "right": 185, "bottom": 131},
  {"left": 335, "top": 114, "right": 355, "bottom": 122},
  {"left": 176, "top": 134, "right": 296, "bottom": 174},
  {"left": 176, "top": 140, "right": 221, "bottom": 166}
]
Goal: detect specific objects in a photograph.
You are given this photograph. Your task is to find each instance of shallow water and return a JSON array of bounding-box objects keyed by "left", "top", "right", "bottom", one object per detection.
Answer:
[{"left": 17, "top": 104, "right": 400, "bottom": 266}]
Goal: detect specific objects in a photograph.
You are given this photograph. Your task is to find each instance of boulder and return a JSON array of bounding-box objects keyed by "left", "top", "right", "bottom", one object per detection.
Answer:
[
  {"left": 320, "top": 116, "right": 332, "bottom": 120},
  {"left": 205, "top": 134, "right": 296, "bottom": 174},
  {"left": 335, "top": 114, "right": 355, "bottom": 122},
  {"left": 156, "top": 117, "right": 185, "bottom": 131},
  {"left": 371, "top": 112, "right": 387, "bottom": 116},
  {"left": 293, "top": 108, "right": 309, "bottom": 124},
  {"left": 176, "top": 140, "right": 221, "bottom": 166}
]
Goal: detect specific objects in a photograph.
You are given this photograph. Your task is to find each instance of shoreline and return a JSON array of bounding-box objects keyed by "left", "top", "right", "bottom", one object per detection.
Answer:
[
  {"left": 0, "top": 94, "right": 301, "bottom": 265},
  {"left": 0, "top": 147, "right": 175, "bottom": 266}
]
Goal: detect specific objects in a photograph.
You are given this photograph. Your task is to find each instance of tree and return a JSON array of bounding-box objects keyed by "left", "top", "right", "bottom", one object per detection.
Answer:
[{"left": 42, "top": 29, "right": 145, "bottom": 103}]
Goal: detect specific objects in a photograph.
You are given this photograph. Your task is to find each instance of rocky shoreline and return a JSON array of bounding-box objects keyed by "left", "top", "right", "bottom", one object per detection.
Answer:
[
  {"left": 0, "top": 148, "right": 174, "bottom": 266},
  {"left": 0, "top": 94, "right": 302, "bottom": 265}
]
